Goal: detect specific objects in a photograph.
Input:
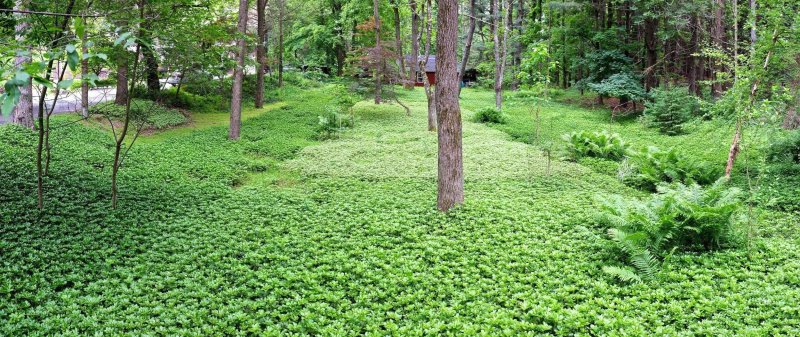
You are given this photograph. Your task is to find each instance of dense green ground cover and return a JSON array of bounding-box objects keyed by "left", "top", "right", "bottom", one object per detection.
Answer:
[{"left": 2, "top": 85, "right": 799, "bottom": 335}]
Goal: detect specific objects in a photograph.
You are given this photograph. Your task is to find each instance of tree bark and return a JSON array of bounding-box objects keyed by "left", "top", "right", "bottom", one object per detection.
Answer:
[
  {"left": 687, "top": 14, "right": 700, "bottom": 96},
  {"left": 229, "top": 0, "right": 248, "bottom": 140},
  {"left": 11, "top": 0, "right": 34, "bottom": 129},
  {"left": 458, "top": 0, "right": 476, "bottom": 93},
  {"left": 80, "top": 17, "right": 89, "bottom": 117},
  {"left": 422, "top": 0, "right": 435, "bottom": 131},
  {"left": 373, "top": 0, "right": 383, "bottom": 104},
  {"left": 492, "top": 0, "right": 503, "bottom": 109},
  {"left": 390, "top": 0, "right": 405, "bottom": 86},
  {"left": 278, "top": 0, "right": 284, "bottom": 87},
  {"left": 255, "top": 0, "right": 267, "bottom": 108},
  {"left": 436, "top": 0, "right": 464, "bottom": 212},
  {"left": 115, "top": 59, "right": 128, "bottom": 105},
  {"left": 711, "top": 0, "right": 725, "bottom": 97},
  {"left": 332, "top": 1, "right": 346, "bottom": 76},
  {"left": 409, "top": 0, "right": 420, "bottom": 83},
  {"left": 644, "top": 17, "right": 658, "bottom": 91}
]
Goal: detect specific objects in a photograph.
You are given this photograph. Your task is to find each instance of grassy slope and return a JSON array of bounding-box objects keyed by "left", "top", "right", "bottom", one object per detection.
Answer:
[{"left": 1, "top": 85, "right": 799, "bottom": 335}]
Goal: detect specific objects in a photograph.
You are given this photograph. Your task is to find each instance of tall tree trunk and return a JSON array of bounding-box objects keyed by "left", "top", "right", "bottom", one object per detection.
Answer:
[
  {"left": 373, "top": 0, "right": 383, "bottom": 104},
  {"left": 711, "top": 0, "right": 725, "bottom": 97},
  {"left": 115, "top": 59, "right": 129, "bottom": 105},
  {"left": 687, "top": 14, "right": 700, "bottom": 96},
  {"left": 511, "top": 0, "right": 524, "bottom": 90},
  {"left": 459, "top": 0, "right": 476, "bottom": 93},
  {"left": 422, "top": 0, "right": 435, "bottom": 131},
  {"left": 80, "top": 17, "right": 90, "bottom": 117},
  {"left": 409, "top": 0, "right": 420, "bottom": 83},
  {"left": 332, "top": 1, "right": 346, "bottom": 77},
  {"left": 278, "top": 0, "right": 284, "bottom": 87},
  {"left": 229, "top": 0, "right": 249, "bottom": 140},
  {"left": 749, "top": 0, "right": 756, "bottom": 46},
  {"left": 644, "top": 17, "right": 658, "bottom": 91},
  {"left": 436, "top": 0, "right": 464, "bottom": 212},
  {"left": 492, "top": 0, "right": 504, "bottom": 109},
  {"left": 255, "top": 0, "right": 268, "bottom": 108},
  {"left": 390, "top": 0, "right": 405, "bottom": 86},
  {"left": 11, "top": 0, "right": 34, "bottom": 129}
]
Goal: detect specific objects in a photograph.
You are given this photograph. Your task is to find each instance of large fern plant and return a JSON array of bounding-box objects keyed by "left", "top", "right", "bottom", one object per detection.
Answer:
[
  {"left": 597, "top": 179, "right": 744, "bottom": 283},
  {"left": 563, "top": 130, "right": 629, "bottom": 160}
]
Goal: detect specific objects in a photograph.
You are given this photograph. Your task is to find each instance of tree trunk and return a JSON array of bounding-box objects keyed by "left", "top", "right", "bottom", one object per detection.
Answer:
[
  {"left": 436, "top": 0, "right": 464, "bottom": 212},
  {"left": 458, "top": 0, "right": 476, "bottom": 93},
  {"left": 229, "top": 0, "right": 248, "bottom": 141},
  {"left": 255, "top": 0, "right": 268, "bottom": 108},
  {"left": 711, "top": 0, "right": 725, "bottom": 98},
  {"left": 511, "top": 0, "right": 524, "bottom": 90},
  {"left": 373, "top": 0, "right": 383, "bottom": 104},
  {"left": 333, "top": 1, "right": 346, "bottom": 77},
  {"left": 80, "top": 17, "right": 89, "bottom": 117},
  {"left": 143, "top": 48, "right": 160, "bottom": 98},
  {"left": 11, "top": 0, "right": 34, "bottom": 129},
  {"left": 278, "top": 0, "right": 284, "bottom": 87},
  {"left": 492, "top": 0, "right": 504, "bottom": 109},
  {"left": 390, "top": 0, "right": 405, "bottom": 86},
  {"left": 115, "top": 58, "right": 129, "bottom": 105},
  {"left": 687, "top": 14, "right": 700, "bottom": 96},
  {"left": 422, "top": 0, "right": 435, "bottom": 131},
  {"left": 409, "top": 0, "right": 420, "bottom": 83},
  {"left": 644, "top": 17, "right": 658, "bottom": 91}
]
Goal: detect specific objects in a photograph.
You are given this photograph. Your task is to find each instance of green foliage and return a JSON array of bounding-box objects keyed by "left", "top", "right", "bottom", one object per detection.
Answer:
[
  {"left": 575, "top": 50, "right": 633, "bottom": 90},
  {"left": 587, "top": 72, "right": 648, "bottom": 103},
  {"left": 472, "top": 107, "right": 506, "bottom": 124},
  {"left": 766, "top": 130, "right": 800, "bottom": 164},
  {"left": 599, "top": 180, "right": 745, "bottom": 281},
  {"left": 644, "top": 87, "right": 698, "bottom": 135},
  {"left": 624, "top": 146, "right": 719, "bottom": 191},
  {"left": 316, "top": 111, "right": 354, "bottom": 140},
  {"left": 2, "top": 85, "right": 800, "bottom": 335},
  {"left": 562, "top": 130, "right": 628, "bottom": 160},
  {"left": 91, "top": 99, "right": 186, "bottom": 129},
  {"left": 159, "top": 88, "right": 227, "bottom": 114}
]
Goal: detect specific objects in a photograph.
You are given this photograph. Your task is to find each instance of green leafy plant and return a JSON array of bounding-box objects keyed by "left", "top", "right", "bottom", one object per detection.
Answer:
[
  {"left": 562, "top": 130, "right": 628, "bottom": 160},
  {"left": 644, "top": 87, "right": 698, "bottom": 135},
  {"left": 587, "top": 72, "right": 648, "bottom": 105},
  {"left": 766, "top": 130, "right": 800, "bottom": 164},
  {"left": 598, "top": 180, "right": 744, "bottom": 282},
  {"left": 91, "top": 99, "right": 186, "bottom": 130},
  {"left": 473, "top": 107, "right": 506, "bottom": 124},
  {"left": 316, "top": 111, "right": 354, "bottom": 140},
  {"left": 625, "top": 146, "right": 718, "bottom": 190}
]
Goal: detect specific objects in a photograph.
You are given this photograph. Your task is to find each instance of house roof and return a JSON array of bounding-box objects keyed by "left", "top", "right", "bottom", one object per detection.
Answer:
[{"left": 405, "top": 55, "right": 436, "bottom": 73}]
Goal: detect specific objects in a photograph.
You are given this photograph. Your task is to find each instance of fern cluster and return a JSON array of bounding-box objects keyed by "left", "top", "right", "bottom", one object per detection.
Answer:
[
  {"left": 562, "top": 130, "right": 628, "bottom": 160},
  {"left": 622, "top": 146, "right": 719, "bottom": 191},
  {"left": 598, "top": 179, "right": 744, "bottom": 282}
]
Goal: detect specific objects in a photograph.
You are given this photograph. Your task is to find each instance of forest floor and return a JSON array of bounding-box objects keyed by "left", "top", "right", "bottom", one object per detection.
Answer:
[{"left": 1, "top": 84, "right": 799, "bottom": 335}]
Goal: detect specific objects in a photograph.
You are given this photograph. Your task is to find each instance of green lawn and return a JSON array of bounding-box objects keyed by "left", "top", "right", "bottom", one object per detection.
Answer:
[{"left": 1, "top": 85, "right": 799, "bottom": 335}]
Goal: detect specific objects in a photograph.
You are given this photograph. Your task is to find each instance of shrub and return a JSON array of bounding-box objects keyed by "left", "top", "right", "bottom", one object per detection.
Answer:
[
  {"left": 587, "top": 72, "right": 648, "bottom": 104},
  {"left": 643, "top": 87, "right": 698, "bottom": 135},
  {"left": 598, "top": 180, "right": 744, "bottom": 282},
  {"left": 316, "top": 111, "right": 354, "bottom": 140},
  {"left": 766, "top": 131, "right": 800, "bottom": 164},
  {"left": 473, "top": 107, "right": 506, "bottom": 124},
  {"left": 623, "top": 146, "right": 718, "bottom": 190},
  {"left": 160, "top": 88, "right": 227, "bottom": 113},
  {"left": 562, "top": 130, "right": 628, "bottom": 160}
]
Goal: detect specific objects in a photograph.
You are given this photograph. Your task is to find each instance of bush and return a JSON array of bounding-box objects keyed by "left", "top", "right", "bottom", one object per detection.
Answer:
[
  {"left": 766, "top": 131, "right": 800, "bottom": 164},
  {"left": 623, "top": 146, "right": 718, "bottom": 190},
  {"left": 472, "top": 107, "right": 506, "bottom": 124},
  {"left": 598, "top": 180, "right": 744, "bottom": 282},
  {"left": 316, "top": 111, "right": 354, "bottom": 140},
  {"left": 587, "top": 72, "right": 648, "bottom": 104},
  {"left": 562, "top": 130, "right": 628, "bottom": 160},
  {"left": 160, "top": 88, "right": 227, "bottom": 113},
  {"left": 644, "top": 87, "right": 698, "bottom": 135}
]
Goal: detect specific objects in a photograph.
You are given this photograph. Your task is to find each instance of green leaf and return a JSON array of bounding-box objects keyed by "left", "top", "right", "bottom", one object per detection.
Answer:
[
  {"left": 114, "top": 32, "right": 132, "bottom": 46},
  {"left": 57, "top": 80, "right": 74, "bottom": 89}
]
